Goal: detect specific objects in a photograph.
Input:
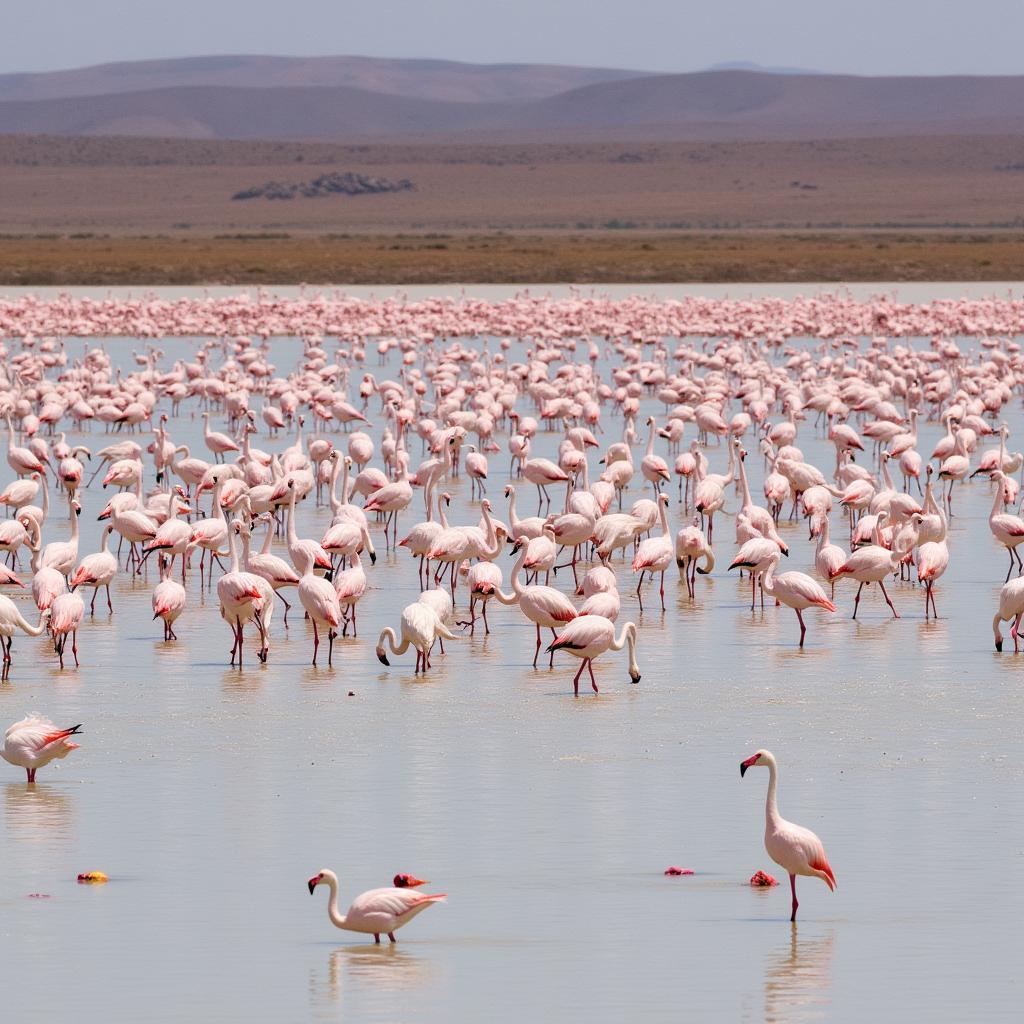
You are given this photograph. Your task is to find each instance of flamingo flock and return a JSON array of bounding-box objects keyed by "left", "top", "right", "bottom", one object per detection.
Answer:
[{"left": 2, "top": 287, "right": 1024, "bottom": 931}]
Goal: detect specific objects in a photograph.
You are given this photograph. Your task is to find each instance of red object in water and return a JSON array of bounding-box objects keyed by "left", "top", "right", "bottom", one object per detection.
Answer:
[
  {"left": 750, "top": 870, "right": 779, "bottom": 887},
  {"left": 27, "top": 893, "right": 51, "bottom": 899},
  {"left": 664, "top": 866, "right": 695, "bottom": 876}
]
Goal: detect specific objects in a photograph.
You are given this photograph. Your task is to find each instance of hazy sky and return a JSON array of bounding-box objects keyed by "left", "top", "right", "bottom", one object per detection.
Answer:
[{"left": 7, "top": 0, "right": 1024, "bottom": 76}]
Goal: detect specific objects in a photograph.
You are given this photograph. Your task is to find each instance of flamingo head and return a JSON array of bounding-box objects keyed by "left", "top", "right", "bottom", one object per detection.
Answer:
[
  {"left": 307, "top": 871, "right": 325, "bottom": 895},
  {"left": 740, "top": 750, "right": 768, "bottom": 777},
  {"left": 393, "top": 874, "right": 428, "bottom": 888}
]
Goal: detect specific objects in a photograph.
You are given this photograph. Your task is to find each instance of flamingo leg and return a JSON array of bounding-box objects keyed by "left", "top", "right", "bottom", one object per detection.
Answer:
[
  {"left": 312, "top": 620, "right": 320, "bottom": 665},
  {"left": 796, "top": 608, "right": 806, "bottom": 647},
  {"left": 878, "top": 579, "right": 899, "bottom": 618},
  {"left": 533, "top": 623, "right": 541, "bottom": 668},
  {"left": 588, "top": 659, "right": 598, "bottom": 694},
  {"left": 852, "top": 581, "right": 864, "bottom": 619},
  {"left": 789, "top": 873, "right": 799, "bottom": 922},
  {"left": 572, "top": 659, "right": 586, "bottom": 696}
]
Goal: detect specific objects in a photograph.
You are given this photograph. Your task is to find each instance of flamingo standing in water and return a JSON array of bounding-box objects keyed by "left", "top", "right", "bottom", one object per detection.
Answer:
[
  {"left": 493, "top": 538, "right": 578, "bottom": 667},
  {"left": 752, "top": 550, "right": 836, "bottom": 648},
  {"left": 307, "top": 869, "right": 446, "bottom": 944},
  {"left": 632, "top": 493, "right": 673, "bottom": 611},
  {"left": 2, "top": 716, "right": 81, "bottom": 782},
  {"left": 740, "top": 749, "right": 836, "bottom": 921},
  {"left": 0, "top": 597, "right": 50, "bottom": 679},
  {"left": 70, "top": 524, "right": 118, "bottom": 614},
  {"left": 152, "top": 555, "right": 186, "bottom": 640},
  {"left": 547, "top": 615, "right": 641, "bottom": 695},
  {"left": 376, "top": 601, "right": 456, "bottom": 673}
]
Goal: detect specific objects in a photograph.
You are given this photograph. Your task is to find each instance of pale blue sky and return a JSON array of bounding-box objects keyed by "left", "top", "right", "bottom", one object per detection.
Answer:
[{"left": 6, "top": 0, "right": 1024, "bottom": 76}]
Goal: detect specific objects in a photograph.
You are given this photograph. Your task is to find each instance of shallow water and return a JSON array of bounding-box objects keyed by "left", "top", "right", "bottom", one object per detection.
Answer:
[{"left": 0, "top": 317, "right": 1021, "bottom": 1021}]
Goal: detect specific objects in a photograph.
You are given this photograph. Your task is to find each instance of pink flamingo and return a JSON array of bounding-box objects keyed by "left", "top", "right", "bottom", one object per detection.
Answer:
[
  {"left": 740, "top": 749, "right": 836, "bottom": 921},
  {"left": 308, "top": 869, "right": 446, "bottom": 944},
  {"left": 493, "top": 539, "right": 578, "bottom": 667},
  {"left": 547, "top": 615, "right": 641, "bottom": 695},
  {"left": 152, "top": 555, "right": 186, "bottom": 640},
  {"left": 757, "top": 550, "right": 836, "bottom": 647},
  {"left": 49, "top": 590, "right": 85, "bottom": 668},
  {"left": 2, "top": 716, "right": 81, "bottom": 782},
  {"left": 69, "top": 524, "right": 118, "bottom": 614}
]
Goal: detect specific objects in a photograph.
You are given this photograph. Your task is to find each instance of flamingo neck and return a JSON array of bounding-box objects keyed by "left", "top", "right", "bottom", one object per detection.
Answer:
[
  {"left": 764, "top": 757, "right": 781, "bottom": 828},
  {"left": 738, "top": 454, "right": 752, "bottom": 507},
  {"left": 646, "top": 420, "right": 656, "bottom": 456},
  {"left": 322, "top": 874, "right": 348, "bottom": 929}
]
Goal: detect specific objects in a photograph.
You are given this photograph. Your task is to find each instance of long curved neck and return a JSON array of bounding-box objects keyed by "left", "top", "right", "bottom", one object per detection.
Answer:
[
  {"left": 211, "top": 481, "right": 225, "bottom": 521},
  {"left": 261, "top": 516, "right": 274, "bottom": 554},
  {"left": 329, "top": 459, "right": 343, "bottom": 514},
  {"left": 738, "top": 452, "right": 752, "bottom": 506},
  {"left": 507, "top": 487, "right": 519, "bottom": 526},
  {"left": 764, "top": 757, "right": 781, "bottom": 828},
  {"left": 287, "top": 490, "right": 299, "bottom": 545},
  {"left": 495, "top": 545, "right": 528, "bottom": 603},
  {"left": 991, "top": 478, "right": 1005, "bottom": 518},
  {"left": 881, "top": 458, "right": 895, "bottom": 491},
  {"left": 227, "top": 527, "right": 241, "bottom": 574},
  {"left": 816, "top": 516, "right": 830, "bottom": 552},
  {"left": 20, "top": 610, "right": 49, "bottom": 637},
  {"left": 646, "top": 420, "right": 656, "bottom": 456},
  {"left": 761, "top": 556, "right": 778, "bottom": 595},
  {"left": 658, "top": 501, "right": 670, "bottom": 540},
  {"left": 323, "top": 874, "right": 347, "bottom": 928}
]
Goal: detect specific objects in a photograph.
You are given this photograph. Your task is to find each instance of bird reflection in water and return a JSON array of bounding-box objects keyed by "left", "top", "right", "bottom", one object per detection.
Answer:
[
  {"left": 4, "top": 782, "right": 74, "bottom": 844},
  {"left": 763, "top": 925, "right": 835, "bottom": 1023},
  {"left": 312, "top": 946, "right": 431, "bottom": 1013}
]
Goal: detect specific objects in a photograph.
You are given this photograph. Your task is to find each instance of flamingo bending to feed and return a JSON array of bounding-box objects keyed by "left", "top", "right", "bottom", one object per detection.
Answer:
[
  {"left": 49, "top": 590, "right": 85, "bottom": 668},
  {"left": 308, "top": 869, "right": 446, "bottom": 944},
  {"left": 0, "top": 597, "right": 51, "bottom": 679},
  {"left": 992, "top": 577, "right": 1024, "bottom": 651},
  {"left": 547, "top": 615, "right": 641, "bottom": 696},
  {"left": 740, "top": 749, "right": 836, "bottom": 921},
  {"left": 2, "top": 716, "right": 81, "bottom": 782},
  {"left": 376, "top": 601, "right": 456, "bottom": 673}
]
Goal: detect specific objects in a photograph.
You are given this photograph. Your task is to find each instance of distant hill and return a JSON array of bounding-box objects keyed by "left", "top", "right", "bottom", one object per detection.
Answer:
[
  {"left": 0, "top": 64, "right": 1023, "bottom": 141},
  {"left": 0, "top": 54, "right": 652, "bottom": 104}
]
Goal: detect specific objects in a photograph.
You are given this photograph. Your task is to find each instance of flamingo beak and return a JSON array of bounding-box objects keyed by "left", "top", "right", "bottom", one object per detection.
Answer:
[
  {"left": 369, "top": 551, "right": 377, "bottom": 566},
  {"left": 629, "top": 668, "right": 641, "bottom": 684},
  {"left": 307, "top": 876, "right": 319, "bottom": 895},
  {"left": 377, "top": 650, "right": 390, "bottom": 666},
  {"left": 740, "top": 754, "right": 760, "bottom": 777},
  {"left": 996, "top": 638, "right": 1003, "bottom": 652}
]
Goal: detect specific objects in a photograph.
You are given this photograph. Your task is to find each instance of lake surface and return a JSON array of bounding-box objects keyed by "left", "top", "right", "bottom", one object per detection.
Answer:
[{"left": 0, "top": 294, "right": 1021, "bottom": 1021}]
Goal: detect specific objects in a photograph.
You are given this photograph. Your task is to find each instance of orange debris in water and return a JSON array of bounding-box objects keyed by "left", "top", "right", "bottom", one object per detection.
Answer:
[{"left": 77, "top": 872, "right": 109, "bottom": 884}]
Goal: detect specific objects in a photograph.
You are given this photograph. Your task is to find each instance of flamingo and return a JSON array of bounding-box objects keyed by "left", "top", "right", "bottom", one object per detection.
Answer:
[
  {"left": 376, "top": 601, "right": 456, "bottom": 673},
  {"left": 740, "top": 749, "right": 836, "bottom": 921},
  {"left": 152, "top": 555, "right": 187, "bottom": 640},
  {"left": 307, "top": 870, "right": 446, "bottom": 944},
  {"left": 755, "top": 550, "right": 836, "bottom": 647},
  {"left": 640, "top": 416, "right": 671, "bottom": 495},
  {"left": 49, "top": 590, "right": 85, "bottom": 668},
  {"left": 297, "top": 557, "right": 342, "bottom": 666},
  {"left": 2, "top": 716, "right": 81, "bottom": 782},
  {"left": 547, "top": 615, "right": 641, "bottom": 695},
  {"left": 987, "top": 471, "right": 1024, "bottom": 582},
  {"left": 0, "top": 597, "right": 51, "bottom": 679},
  {"left": 632, "top": 493, "right": 673, "bottom": 611},
  {"left": 69, "top": 524, "right": 118, "bottom": 614},
  {"left": 829, "top": 511, "right": 901, "bottom": 619},
  {"left": 493, "top": 539, "right": 578, "bottom": 667},
  {"left": 992, "top": 577, "right": 1024, "bottom": 651},
  {"left": 674, "top": 515, "right": 715, "bottom": 599}
]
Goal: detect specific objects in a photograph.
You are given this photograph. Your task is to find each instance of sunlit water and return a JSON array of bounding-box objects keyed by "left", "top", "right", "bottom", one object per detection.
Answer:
[{"left": 1, "top": 300, "right": 1022, "bottom": 1022}]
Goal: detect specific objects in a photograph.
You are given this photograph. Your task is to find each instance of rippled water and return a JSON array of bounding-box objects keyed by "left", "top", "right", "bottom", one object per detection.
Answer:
[{"left": 1, "top": 308, "right": 1021, "bottom": 1021}]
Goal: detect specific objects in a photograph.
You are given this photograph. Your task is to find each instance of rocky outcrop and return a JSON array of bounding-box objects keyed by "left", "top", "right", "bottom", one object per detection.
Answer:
[{"left": 232, "top": 172, "right": 414, "bottom": 200}]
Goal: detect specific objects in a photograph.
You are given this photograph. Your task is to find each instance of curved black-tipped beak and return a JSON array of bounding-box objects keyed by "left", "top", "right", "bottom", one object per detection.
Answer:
[
  {"left": 782, "top": 548, "right": 789, "bottom": 558},
  {"left": 377, "top": 652, "right": 390, "bottom": 666},
  {"left": 75, "top": 507, "right": 81, "bottom": 517},
  {"left": 307, "top": 879, "right": 317, "bottom": 895},
  {"left": 740, "top": 762, "right": 749, "bottom": 778},
  {"left": 996, "top": 638, "right": 1003, "bottom": 652},
  {"left": 369, "top": 551, "right": 377, "bottom": 566},
  {"left": 629, "top": 670, "right": 641, "bottom": 684}
]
